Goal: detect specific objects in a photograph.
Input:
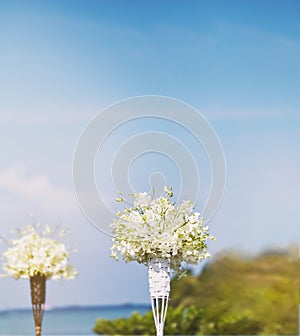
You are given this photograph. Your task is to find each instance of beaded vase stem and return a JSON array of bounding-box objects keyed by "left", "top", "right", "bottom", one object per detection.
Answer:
[
  {"left": 148, "top": 258, "right": 171, "bottom": 336},
  {"left": 30, "top": 274, "right": 46, "bottom": 336}
]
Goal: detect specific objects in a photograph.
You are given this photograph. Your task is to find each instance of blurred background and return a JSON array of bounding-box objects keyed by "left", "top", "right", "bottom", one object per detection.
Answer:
[{"left": 0, "top": 0, "right": 299, "bottom": 334}]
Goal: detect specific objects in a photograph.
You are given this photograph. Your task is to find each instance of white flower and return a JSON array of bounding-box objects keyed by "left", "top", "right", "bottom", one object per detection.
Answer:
[
  {"left": 110, "top": 187, "right": 214, "bottom": 271},
  {"left": 1, "top": 223, "right": 78, "bottom": 280},
  {"left": 134, "top": 192, "right": 152, "bottom": 208}
]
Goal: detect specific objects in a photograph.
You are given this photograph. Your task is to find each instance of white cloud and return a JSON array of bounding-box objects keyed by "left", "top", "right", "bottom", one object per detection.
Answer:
[
  {"left": 202, "top": 106, "right": 300, "bottom": 121},
  {"left": 0, "top": 165, "right": 75, "bottom": 211},
  {"left": 0, "top": 107, "right": 94, "bottom": 124}
]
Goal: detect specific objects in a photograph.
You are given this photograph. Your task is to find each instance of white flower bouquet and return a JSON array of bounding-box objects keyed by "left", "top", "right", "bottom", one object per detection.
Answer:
[
  {"left": 110, "top": 187, "right": 214, "bottom": 336},
  {"left": 1, "top": 221, "right": 77, "bottom": 336},
  {"left": 111, "top": 186, "right": 214, "bottom": 271},
  {"left": 1, "top": 223, "right": 77, "bottom": 280}
]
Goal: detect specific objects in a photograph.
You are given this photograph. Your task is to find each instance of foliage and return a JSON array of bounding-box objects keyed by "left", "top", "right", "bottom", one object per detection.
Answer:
[
  {"left": 198, "top": 312, "right": 263, "bottom": 335},
  {"left": 171, "top": 246, "right": 300, "bottom": 335},
  {"left": 1, "top": 222, "right": 77, "bottom": 280},
  {"left": 93, "top": 306, "right": 204, "bottom": 335},
  {"left": 110, "top": 186, "right": 214, "bottom": 271},
  {"left": 94, "top": 246, "right": 300, "bottom": 335}
]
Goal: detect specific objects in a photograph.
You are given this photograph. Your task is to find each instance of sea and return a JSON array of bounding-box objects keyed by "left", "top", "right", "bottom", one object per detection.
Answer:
[{"left": 0, "top": 304, "right": 151, "bottom": 335}]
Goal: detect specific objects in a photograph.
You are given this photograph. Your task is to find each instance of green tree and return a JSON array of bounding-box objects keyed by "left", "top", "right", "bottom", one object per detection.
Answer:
[
  {"left": 93, "top": 246, "right": 300, "bottom": 335},
  {"left": 93, "top": 306, "right": 204, "bottom": 335}
]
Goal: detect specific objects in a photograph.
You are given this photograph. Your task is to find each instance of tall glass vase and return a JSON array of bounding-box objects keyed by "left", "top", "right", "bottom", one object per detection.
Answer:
[
  {"left": 30, "top": 274, "right": 46, "bottom": 336},
  {"left": 148, "top": 258, "right": 170, "bottom": 336}
]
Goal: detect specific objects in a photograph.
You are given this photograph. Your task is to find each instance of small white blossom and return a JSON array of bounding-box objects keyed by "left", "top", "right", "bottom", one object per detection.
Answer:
[{"left": 134, "top": 192, "right": 152, "bottom": 208}]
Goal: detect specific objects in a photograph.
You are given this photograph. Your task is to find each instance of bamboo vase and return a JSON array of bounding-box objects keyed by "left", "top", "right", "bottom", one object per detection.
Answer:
[{"left": 30, "top": 274, "right": 46, "bottom": 336}]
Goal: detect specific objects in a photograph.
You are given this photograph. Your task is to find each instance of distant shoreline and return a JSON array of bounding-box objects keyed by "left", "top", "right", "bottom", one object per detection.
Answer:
[{"left": 0, "top": 303, "right": 151, "bottom": 314}]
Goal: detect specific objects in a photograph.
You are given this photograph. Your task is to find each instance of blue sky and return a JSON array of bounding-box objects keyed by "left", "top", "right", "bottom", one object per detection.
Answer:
[{"left": 0, "top": 0, "right": 299, "bottom": 309}]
